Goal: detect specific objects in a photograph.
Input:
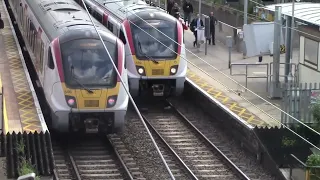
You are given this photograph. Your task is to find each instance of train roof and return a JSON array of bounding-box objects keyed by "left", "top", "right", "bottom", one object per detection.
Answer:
[
  {"left": 26, "top": 0, "right": 110, "bottom": 41},
  {"left": 94, "top": 0, "right": 172, "bottom": 21}
]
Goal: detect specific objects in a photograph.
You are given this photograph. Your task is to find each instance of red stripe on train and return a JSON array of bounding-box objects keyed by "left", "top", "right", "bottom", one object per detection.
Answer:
[
  {"left": 177, "top": 21, "right": 182, "bottom": 55},
  {"left": 117, "top": 40, "right": 124, "bottom": 82},
  {"left": 52, "top": 38, "right": 65, "bottom": 82},
  {"left": 123, "top": 20, "right": 135, "bottom": 55}
]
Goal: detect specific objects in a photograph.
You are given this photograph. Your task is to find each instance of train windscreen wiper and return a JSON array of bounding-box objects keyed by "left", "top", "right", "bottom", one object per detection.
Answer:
[
  {"left": 138, "top": 40, "right": 159, "bottom": 64},
  {"left": 71, "top": 65, "right": 94, "bottom": 94}
]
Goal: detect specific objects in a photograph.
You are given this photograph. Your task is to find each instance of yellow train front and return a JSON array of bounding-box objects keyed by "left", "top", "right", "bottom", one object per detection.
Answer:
[{"left": 123, "top": 7, "right": 187, "bottom": 97}]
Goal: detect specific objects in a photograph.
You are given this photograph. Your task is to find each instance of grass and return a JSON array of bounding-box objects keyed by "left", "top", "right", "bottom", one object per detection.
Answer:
[{"left": 16, "top": 139, "right": 40, "bottom": 180}]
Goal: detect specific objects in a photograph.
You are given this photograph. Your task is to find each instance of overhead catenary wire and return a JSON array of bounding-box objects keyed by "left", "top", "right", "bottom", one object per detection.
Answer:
[
  {"left": 79, "top": 1, "right": 176, "bottom": 179},
  {"left": 96, "top": 1, "right": 320, "bottom": 150}
]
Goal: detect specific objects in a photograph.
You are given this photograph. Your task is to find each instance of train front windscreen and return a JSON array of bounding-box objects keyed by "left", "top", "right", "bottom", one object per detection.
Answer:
[
  {"left": 61, "top": 39, "right": 117, "bottom": 88},
  {"left": 131, "top": 19, "right": 178, "bottom": 60}
]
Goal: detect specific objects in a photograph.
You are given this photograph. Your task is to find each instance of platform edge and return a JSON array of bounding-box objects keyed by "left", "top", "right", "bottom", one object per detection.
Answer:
[{"left": 1, "top": 0, "right": 48, "bottom": 133}]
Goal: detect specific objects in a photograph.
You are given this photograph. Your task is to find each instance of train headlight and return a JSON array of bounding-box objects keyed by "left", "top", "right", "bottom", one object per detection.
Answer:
[
  {"left": 68, "top": 99, "right": 75, "bottom": 106},
  {"left": 65, "top": 96, "right": 77, "bottom": 108},
  {"left": 138, "top": 68, "right": 144, "bottom": 74},
  {"left": 170, "top": 65, "right": 179, "bottom": 75},
  {"left": 136, "top": 66, "right": 146, "bottom": 76},
  {"left": 170, "top": 67, "right": 177, "bottom": 74},
  {"left": 107, "top": 95, "right": 118, "bottom": 108}
]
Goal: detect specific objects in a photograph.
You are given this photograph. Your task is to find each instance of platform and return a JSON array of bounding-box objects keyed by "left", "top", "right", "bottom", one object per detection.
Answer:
[
  {"left": 0, "top": 1, "right": 46, "bottom": 133},
  {"left": 183, "top": 29, "right": 299, "bottom": 127}
]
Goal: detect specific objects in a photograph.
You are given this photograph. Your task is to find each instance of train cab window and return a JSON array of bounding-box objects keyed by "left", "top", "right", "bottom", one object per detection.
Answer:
[
  {"left": 119, "top": 30, "right": 126, "bottom": 44},
  {"left": 107, "top": 22, "right": 113, "bottom": 33},
  {"left": 48, "top": 48, "right": 54, "bottom": 69}
]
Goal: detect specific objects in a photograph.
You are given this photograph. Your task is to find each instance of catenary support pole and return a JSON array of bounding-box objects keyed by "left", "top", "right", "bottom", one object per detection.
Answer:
[
  {"left": 285, "top": 15, "right": 292, "bottom": 82},
  {"left": 244, "top": 0, "right": 248, "bottom": 25},
  {"left": 290, "top": 0, "right": 295, "bottom": 76},
  {"left": 269, "top": 6, "right": 282, "bottom": 99}
]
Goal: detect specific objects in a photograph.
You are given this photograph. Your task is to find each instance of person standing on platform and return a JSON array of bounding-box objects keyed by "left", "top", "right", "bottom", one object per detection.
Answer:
[
  {"left": 183, "top": 0, "right": 193, "bottom": 27},
  {"left": 167, "top": 0, "right": 174, "bottom": 15},
  {"left": 170, "top": 3, "right": 179, "bottom": 16},
  {"left": 207, "top": 11, "right": 217, "bottom": 45},
  {"left": 190, "top": 14, "right": 203, "bottom": 47}
]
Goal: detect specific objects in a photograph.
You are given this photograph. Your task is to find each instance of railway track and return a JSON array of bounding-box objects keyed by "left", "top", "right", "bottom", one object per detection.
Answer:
[
  {"left": 136, "top": 99, "right": 250, "bottom": 180},
  {"left": 52, "top": 133, "right": 146, "bottom": 180}
]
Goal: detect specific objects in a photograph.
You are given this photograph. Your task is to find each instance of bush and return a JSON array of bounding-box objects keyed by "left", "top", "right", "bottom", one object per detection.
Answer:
[{"left": 16, "top": 140, "right": 40, "bottom": 180}]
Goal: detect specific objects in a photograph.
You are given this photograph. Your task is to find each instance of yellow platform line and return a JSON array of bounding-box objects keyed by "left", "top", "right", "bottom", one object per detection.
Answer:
[
  {"left": 0, "top": 74, "right": 8, "bottom": 134},
  {"left": 187, "top": 70, "right": 268, "bottom": 127},
  {"left": 3, "top": 98, "right": 8, "bottom": 134},
  {"left": 238, "top": 108, "right": 247, "bottom": 116}
]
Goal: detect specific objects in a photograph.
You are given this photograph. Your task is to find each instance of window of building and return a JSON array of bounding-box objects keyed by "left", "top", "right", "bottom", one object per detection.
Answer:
[{"left": 304, "top": 38, "right": 319, "bottom": 65}]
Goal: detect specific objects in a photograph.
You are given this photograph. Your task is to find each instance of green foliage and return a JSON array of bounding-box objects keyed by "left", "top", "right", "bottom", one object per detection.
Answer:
[
  {"left": 306, "top": 154, "right": 320, "bottom": 166},
  {"left": 311, "top": 101, "right": 320, "bottom": 132},
  {"left": 281, "top": 136, "right": 296, "bottom": 147},
  {"left": 16, "top": 140, "right": 40, "bottom": 180}
]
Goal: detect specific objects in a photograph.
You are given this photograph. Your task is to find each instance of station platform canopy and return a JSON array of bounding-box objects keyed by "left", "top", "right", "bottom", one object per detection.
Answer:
[{"left": 260, "top": 2, "right": 320, "bottom": 27}]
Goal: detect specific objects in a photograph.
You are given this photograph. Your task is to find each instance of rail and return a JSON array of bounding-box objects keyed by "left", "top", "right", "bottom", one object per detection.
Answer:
[
  {"left": 230, "top": 63, "right": 269, "bottom": 92},
  {"left": 139, "top": 100, "right": 250, "bottom": 180},
  {"left": 290, "top": 154, "right": 320, "bottom": 180}
]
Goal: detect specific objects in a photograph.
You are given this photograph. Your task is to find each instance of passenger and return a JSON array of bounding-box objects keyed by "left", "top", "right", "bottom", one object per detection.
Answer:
[
  {"left": 170, "top": 3, "right": 179, "bottom": 16},
  {"left": 167, "top": 0, "right": 174, "bottom": 15},
  {"left": 190, "top": 14, "right": 203, "bottom": 47},
  {"left": 207, "top": 11, "right": 217, "bottom": 45},
  {"left": 174, "top": 12, "right": 188, "bottom": 30},
  {"left": 183, "top": 0, "right": 193, "bottom": 27}
]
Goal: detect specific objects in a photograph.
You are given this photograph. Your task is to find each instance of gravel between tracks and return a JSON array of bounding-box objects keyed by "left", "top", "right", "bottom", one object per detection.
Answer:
[
  {"left": 119, "top": 110, "right": 172, "bottom": 180},
  {"left": 170, "top": 97, "right": 276, "bottom": 180}
]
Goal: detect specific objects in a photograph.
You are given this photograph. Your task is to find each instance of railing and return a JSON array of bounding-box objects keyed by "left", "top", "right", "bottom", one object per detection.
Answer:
[
  {"left": 290, "top": 154, "right": 320, "bottom": 180},
  {"left": 230, "top": 63, "right": 269, "bottom": 92},
  {"left": 269, "top": 62, "right": 298, "bottom": 85}
]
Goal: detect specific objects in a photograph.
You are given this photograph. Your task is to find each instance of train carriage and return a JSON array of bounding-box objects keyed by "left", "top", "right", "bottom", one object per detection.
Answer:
[
  {"left": 75, "top": 0, "right": 187, "bottom": 97},
  {"left": 8, "top": 0, "right": 129, "bottom": 133}
]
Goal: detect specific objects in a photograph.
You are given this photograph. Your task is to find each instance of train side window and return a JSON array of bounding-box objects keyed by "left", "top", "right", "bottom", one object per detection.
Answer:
[
  {"left": 48, "top": 48, "right": 54, "bottom": 69},
  {"left": 39, "top": 42, "right": 44, "bottom": 72},
  {"left": 85, "top": 3, "right": 91, "bottom": 13},
  {"left": 119, "top": 30, "right": 126, "bottom": 44},
  {"left": 107, "top": 21, "right": 113, "bottom": 32},
  {"left": 96, "top": 13, "right": 103, "bottom": 22}
]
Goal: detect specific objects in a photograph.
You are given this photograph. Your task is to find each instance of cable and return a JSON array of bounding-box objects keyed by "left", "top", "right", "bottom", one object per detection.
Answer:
[
  {"left": 88, "top": 0, "right": 320, "bottom": 150},
  {"left": 79, "top": 1, "right": 176, "bottom": 179}
]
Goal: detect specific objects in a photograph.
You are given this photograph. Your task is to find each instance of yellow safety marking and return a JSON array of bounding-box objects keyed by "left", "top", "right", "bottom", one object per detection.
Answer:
[
  {"left": 229, "top": 103, "right": 237, "bottom": 110},
  {"left": 214, "top": 92, "right": 222, "bottom": 98},
  {"left": 247, "top": 115, "right": 255, "bottom": 122},
  {"left": 0, "top": 8, "right": 42, "bottom": 133},
  {"left": 222, "top": 97, "right": 229, "bottom": 103},
  {"left": 0, "top": 74, "right": 8, "bottom": 133},
  {"left": 187, "top": 70, "right": 269, "bottom": 127},
  {"left": 3, "top": 95, "right": 8, "bottom": 134}
]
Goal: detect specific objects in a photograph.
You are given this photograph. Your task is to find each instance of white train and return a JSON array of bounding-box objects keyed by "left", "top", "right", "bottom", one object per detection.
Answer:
[
  {"left": 8, "top": 0, "right": 129, "bottom": 133},
  {"left": 75, "top": 0, "right": 187, "bottom": 97}
]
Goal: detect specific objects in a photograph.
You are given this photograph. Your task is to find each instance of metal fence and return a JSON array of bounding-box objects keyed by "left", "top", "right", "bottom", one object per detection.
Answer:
[{"left": 281, "top": 82, "right": 320, "bottom": 124}]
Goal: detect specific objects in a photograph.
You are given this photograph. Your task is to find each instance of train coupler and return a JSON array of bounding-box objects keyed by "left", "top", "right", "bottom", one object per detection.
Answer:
[
  {"left": 84, "top": 118, "right": 99, "bottom": 133},
  {"left": 152, "top": 84, "right": 164, "bottom": 96}
]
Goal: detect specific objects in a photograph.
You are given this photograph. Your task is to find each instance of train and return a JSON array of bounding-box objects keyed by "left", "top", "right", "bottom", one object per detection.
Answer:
[
  {"left": 8, "top": 0, "right": 129, "bottom": 133},
  {"left": 75, "top": 0, "right": 187, "bottom": 97}
]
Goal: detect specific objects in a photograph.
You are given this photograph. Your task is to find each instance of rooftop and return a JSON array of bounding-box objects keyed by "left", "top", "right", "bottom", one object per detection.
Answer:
[{"left": 262, "top": 2, "right": 320, "bottom": 26}]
